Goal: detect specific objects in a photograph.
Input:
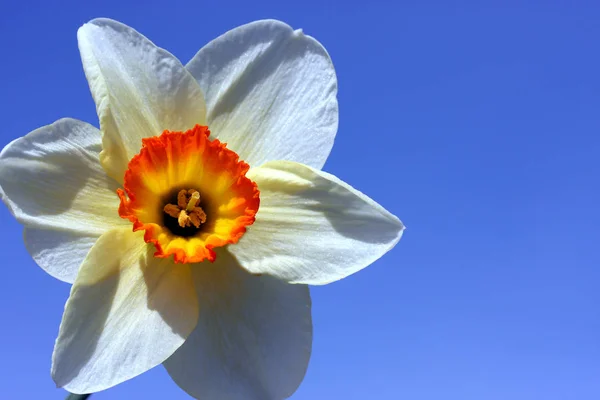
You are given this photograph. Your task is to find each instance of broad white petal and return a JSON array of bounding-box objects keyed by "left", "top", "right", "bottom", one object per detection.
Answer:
[
  {"left": 164, "top": 250, "right": 311, "bottom": 400},
  {"left": 0, "top": 118, "right": 128, "bottom": 282},
  {"left": 52, "top": 228, "right": 199, "bottom": 394},
  {"left": 186, "top": 19, "right": 338, "bottom": 169},
  {"left": 231, "top": 161, "right": 405, "bottom": 285},
  {"left": 23, "top": 229, "right": 98, "bottom": 283},
  {"left": 78, "top": 18, "right": 207, "bottom": 182}
]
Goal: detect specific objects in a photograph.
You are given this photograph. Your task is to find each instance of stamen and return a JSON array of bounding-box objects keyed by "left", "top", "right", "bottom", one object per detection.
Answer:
[
  {"left": 189, "top": 207, "right": 207, "bottom": 228},
  {"left": 177, "top": 190, "right": 188, "bottom": 209},
  {"left": 164, "top": 204, "right": 181, "bottom": 219},
  {"left": 178, "top": 210, "right": 189, "bottom": 227},
  {"left": 163, "top": 188, "right": 207, "bottom": 231}
]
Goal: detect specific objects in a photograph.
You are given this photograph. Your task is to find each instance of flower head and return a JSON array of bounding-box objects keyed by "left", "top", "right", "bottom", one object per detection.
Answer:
[
  {"left": 0, "top": 18, "right": 404, "bottom": 399},
  {"left": 117, "top": 125, "right": 260, "bottom": 263}
]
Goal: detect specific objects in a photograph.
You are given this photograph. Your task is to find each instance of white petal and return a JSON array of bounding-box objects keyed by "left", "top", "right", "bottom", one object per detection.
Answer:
[
  {"left": 23, "top": 229, "right": 98, "bottom": 283},
  {"left": 52, "top": 228, "right": 199, "bottom": 393},
  {"left": 78, "top": 18, "right": 207, "bottom": 182},
  {"left": 164, "top": 250, "right": 311, "bottom": 400},
  {"left": 0, "top": 118, "right": 128, "bottom": 282},
  {"left": 230, "top": 161, "right": 405, "bottom": 285},
  {"left": 186, "top": 19, "right": 338, "bottom": 169}
]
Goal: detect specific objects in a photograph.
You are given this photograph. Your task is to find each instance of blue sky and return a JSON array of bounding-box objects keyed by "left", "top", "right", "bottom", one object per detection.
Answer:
[{"left": 1, "top": 1, "right": 599, "bottom": 399}]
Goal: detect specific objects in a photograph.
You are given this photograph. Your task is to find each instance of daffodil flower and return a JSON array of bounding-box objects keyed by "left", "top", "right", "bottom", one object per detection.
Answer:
[{"left": 0, "top": 19, "right": 404, "bottom": 399}]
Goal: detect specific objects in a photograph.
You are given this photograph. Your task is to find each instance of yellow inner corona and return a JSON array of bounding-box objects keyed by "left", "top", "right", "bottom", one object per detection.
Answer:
[{"left": 117, "top": 125, "right": 260, "bottom": 263}]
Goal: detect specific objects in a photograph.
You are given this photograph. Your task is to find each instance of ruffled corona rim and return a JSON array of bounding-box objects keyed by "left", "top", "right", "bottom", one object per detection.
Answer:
[{"left": 117, "top": 125, "right": 260, "bottom": 263}]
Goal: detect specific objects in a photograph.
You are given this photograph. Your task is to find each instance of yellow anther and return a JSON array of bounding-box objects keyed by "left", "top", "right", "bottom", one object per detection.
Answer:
[{"left": 178, "top": 210, "right": 189, "bottom": 227}]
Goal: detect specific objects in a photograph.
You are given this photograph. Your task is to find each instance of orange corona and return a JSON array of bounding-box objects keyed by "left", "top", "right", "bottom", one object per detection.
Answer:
[{"left": 117, "top": 125, "right": 260, "bottom": 263}]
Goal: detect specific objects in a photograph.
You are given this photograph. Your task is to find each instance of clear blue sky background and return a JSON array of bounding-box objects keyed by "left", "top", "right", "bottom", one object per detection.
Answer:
[{"left": 1, "top": 1, "right": 599, "bottom": 399}]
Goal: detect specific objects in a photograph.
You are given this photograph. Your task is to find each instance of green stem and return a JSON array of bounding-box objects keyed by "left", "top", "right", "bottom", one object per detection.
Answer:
[{"left": 66, "top": 394, "right": 91, "bottom": 400}]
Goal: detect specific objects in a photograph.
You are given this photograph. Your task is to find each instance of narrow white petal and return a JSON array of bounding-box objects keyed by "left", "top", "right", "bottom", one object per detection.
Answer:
[
  {"left": 78, "top": 18, "right": 207, "bottom": 182},
  {"left": 52, "top": 228, "right": 199, "bottom": 393},
  {"left": 164, "top": 250, "right": 311, "bottom": 400},
  {"left": 230, "top": 161, "right": 405, "bottom": 285},
  {"left": 0, "top": 118, "right": 128, "bottom": 282},
  {"left": 186, "top": 19, "right": 338, "bottom": 169}
]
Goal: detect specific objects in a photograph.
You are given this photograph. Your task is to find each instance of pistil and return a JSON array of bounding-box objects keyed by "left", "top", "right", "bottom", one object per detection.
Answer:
[{"left": 186, "top": 191, "right": 200, "bottom": 212}]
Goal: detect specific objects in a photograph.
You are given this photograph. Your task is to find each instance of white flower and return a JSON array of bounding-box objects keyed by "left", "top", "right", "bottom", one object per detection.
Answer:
[{"left": 0, "top": 19, "right": 404, "bottom": 399}]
